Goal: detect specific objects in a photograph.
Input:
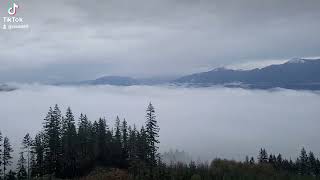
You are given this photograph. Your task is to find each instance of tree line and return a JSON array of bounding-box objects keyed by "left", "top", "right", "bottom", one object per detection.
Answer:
[
  {"left": 0, "top": 103, "right": 160, "bottom": 180},
  {"left": 162, "top": 147, "right": 320, "bottom": 180},
  {"left": 0, "top": 103, "right": 319, "bottom": 180}
]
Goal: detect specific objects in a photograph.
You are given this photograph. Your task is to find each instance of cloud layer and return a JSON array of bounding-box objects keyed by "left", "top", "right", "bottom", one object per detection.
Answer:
[{"left": 1, "top": 85, "right": 320, "bottom": 163}]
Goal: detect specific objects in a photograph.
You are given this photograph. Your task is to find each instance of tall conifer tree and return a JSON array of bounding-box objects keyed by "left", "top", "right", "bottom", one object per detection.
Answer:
[
  {"left": 145, "top": 103, "right": 160, "bottom": 167},
  {"left": 22, "top": 133, "right": 32, "bottom": 179},
  {"left": 17, "top": 152, "right": 27, "bottom": 180},
  {"left": 298, "top": 147, "right": 308, "bottom": 175},
  {"left": 113, "top": 116, "right": 122, "bottom": 166},
  {"left": 0, "top": 131, "right": 2, "bottom": 176},
  {"left": 61, "top": 107, "right": 77, "bottom": 177},
  {"left": 78, "top": 114, "right": 90, "bottom": 159},
  {"left": 258, "top": 148, "right": 268, "bottom": 164},
  {"left": 121, "top": 119, "right": 129, "bottom": 167},
  {"left": 33, "top": 132, "right": 45, "bottom": 177},
  {"left": 43, "top": 105, "right": 62, "bottom": 175},
  {"left": 3, "top": 137, "right": 13, "bottom": 179}
]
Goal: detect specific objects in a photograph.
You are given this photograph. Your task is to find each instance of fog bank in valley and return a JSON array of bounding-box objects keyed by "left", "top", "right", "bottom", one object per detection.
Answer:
[{"left": 0, "top": 84, "right": 319, "bottom": 163}]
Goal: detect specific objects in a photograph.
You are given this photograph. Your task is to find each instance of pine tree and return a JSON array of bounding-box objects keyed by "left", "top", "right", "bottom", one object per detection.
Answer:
[
  {"left": 43, "top": 105, "right": 62, "bottom": 175},
  {"left": 268, "top": 154, "right": 274, "bottom": 164},
  {"left": 137, "top": 126, "right": 150, "bottom": 178},
  {"left": 249, "top": 157, "right": 255, "bottom": 165},
  {"left": 121, "top": 119, "right": 129, "bottom": 167},
  {"left": 78, "top": 114, "right": 90, "bottom": 159},
  {"left": 316, "top": 158, "right": 320, "bottom": 176},
  {"left": 33, "top": 132, "right": 45, "bottom": 177},
  {"left": 78, "top": 114, "right": 96, "bottom": 172},
  {"left": 98, "top": 118, "right": 107, "bottom": 161},
  {"left": 17, "top": 152, "right": 27, "bottom": 180},
  {"left": 3, "top": 137, "right": 13, "bottom": 179},
  {"left": 96, "top": 118, "right": 111, "bottom": 165},
  {"left": 128, "top": 125, "right": 138, "bottom": 163},
  {"left": 138, "top": 126, "right": 148, "bottom": 163},
  {"left": 30, "top": 152, "right": 37, "bottom": 178},
  {"left": 276, "top": 153, "right": 283, "bottom": 170},
  {"left": 61, "top": 107, "right": 78, "bottom": 177},
  {"left": 86, "top": 121, "right": 95, "bottom": 162},
  {"left": 22, "top": 133, "right": 32, "bottom": 179},
  {"left": 258, "top": 148, "right": 268, "bottom": 164},
  {"left": 298, "top": 147, "right": 308, "bottom": 175},
  {"left": 0, "top": 131, "right": 2, "bottom": 176},
  {"left": 308, "top": 151, "right": 317, "bottom": 176},
  {"left": 92, "top": 120, "right": 99, "bottom": 161},
  {"left": 145, "top": 103, "right": 160, "bottom": 167},
  {"left": 128, "top": 125, "right": 141, "bottom": 177},
  {"left": 112, "top": 116, "right": 122, "bottom": 166},
  {"left": 114, "top": 116, "right": 121, "bottom": 143}
]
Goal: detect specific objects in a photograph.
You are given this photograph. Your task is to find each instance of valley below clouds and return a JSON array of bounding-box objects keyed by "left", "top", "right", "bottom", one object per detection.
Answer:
[{"left": 1, "top": 84, "right": 320, "bottom": 163}]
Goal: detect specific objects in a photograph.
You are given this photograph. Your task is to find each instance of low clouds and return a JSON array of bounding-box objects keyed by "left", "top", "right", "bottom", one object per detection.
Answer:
[
  {"left": 1, "top": 85, "right": 320, "bottom": 162},
  {"left": 1, "top": 0, "right": 320, "bottom": 82}
]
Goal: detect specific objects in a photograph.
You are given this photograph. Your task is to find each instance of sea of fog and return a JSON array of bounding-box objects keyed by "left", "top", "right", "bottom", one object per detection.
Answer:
[{"left": 0, "top": 84, "right": 320, "bottom": 164}]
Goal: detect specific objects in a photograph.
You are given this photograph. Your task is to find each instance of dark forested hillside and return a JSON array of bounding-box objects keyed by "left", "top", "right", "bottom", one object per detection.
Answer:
[
  {"left": 80, "top": 76, "right": 140, "bottom": 86},
  {"left": 0, "top": 104, "right": 319, "bottom": 180},
  {"left": 175, "top": 58, "right": 320, "bottom": 90},
  {"left": 0, "top": 84, "right": 17, "bottom": 92}
]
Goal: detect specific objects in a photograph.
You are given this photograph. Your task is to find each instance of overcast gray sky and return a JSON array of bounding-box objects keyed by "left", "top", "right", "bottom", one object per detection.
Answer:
[{"left": 1, "top": 0, "right": 320, "bottom": 82}]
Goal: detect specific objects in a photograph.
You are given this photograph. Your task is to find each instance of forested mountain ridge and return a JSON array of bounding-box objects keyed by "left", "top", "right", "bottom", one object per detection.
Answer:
[{"left": 174, "top": 58, "right": 320, "bottom": 90}]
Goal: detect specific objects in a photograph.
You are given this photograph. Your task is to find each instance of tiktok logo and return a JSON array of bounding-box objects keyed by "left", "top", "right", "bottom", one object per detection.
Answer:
[
  {"left": 8, "top": 1, "right": 19, "bottom": 16},
  {"left": 3, "top": 0, "right": 30, "bottom": 30}
]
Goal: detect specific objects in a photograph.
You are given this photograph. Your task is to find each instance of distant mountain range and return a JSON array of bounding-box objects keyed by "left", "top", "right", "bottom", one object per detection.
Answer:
[
  {"left": 80, "top": 76, "right": 140, "bottom": 86},
  {"left": 64, "top": 76, "right": 175, "bottom": 86},
  {"left": 174, "top": 58, "right": 320, "bottom": 90},
  {"left": 59, "top": 58, "right": 320, "bottom": 90},
  {"left": 0, "top": 84, "right": 17, "bottom": 92}
]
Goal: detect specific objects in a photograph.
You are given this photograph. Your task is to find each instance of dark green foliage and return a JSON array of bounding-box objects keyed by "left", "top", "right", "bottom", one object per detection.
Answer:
[
  {"left": 258, "top": 148, "right": 268, "bottom": 164},
  {"left": 3, "top": 136, "right": 13, "bottom": 178},
  {"left": 0, "top": 131, "right": 2, "bottom": 175},
  {"left": 249, "top": 156, "right": 255, "bottom": 164},
  {"left": 96, "top": 118, "right": 112, "bottom": 165},
  {"left": 127, "top": 126, "right": 140, "bottom": 177},
  {"left": 60, "top": 107, "right": 78, "bottom": 178},
  {"left": 145, "top": 103, "right": 160, "bottom": 167},
  {"left": 43, "top": 105, "right": 62, "bottom": 175},
  {"left": 77, "top": 114, "right": 95, "bottom": 173},
  {"left": 298, "top": 147, "right": 309, "bottom": 175},
  {"left": 21, "top": 133, "right": 32, "bottom": 179},
  {"left": 6, "top": 170, "right": 16, "bottom": 180},
  {"left": 121, "top": 119, "right": 129, "bottom": 167},
  {"left": 17, "top": 153, "right": 27, "bottom": 180},
  {"left": 18, "top": 105, "right": 157, "bottom": 178},
  {"left": 29, "top": 152, "right": 36, "bottom": 178},
  {"left": 78, "top": 114, "right": 91, "bottom": 159},
  {"left": 308, "top": 151, "right": 318, "bottom": 176},
  {"left": 112, "top": 116, "right": 123, "bottom": 167},
  {"left": 32, "top": 132, "right": 45, "bottom": 177}
]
